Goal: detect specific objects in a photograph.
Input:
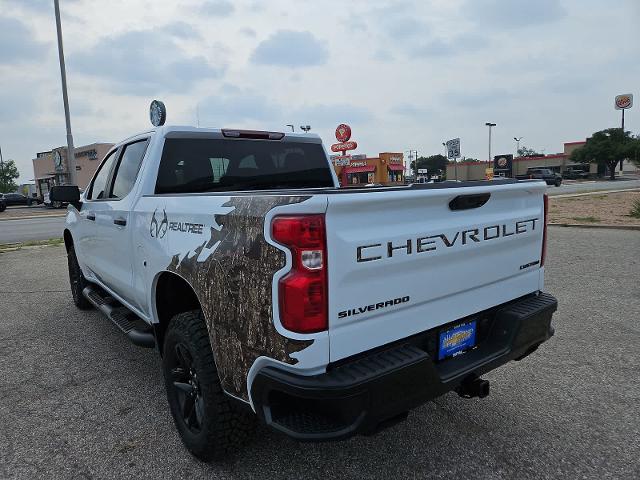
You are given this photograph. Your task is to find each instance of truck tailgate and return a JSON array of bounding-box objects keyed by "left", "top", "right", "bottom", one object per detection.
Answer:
[{"left": 324, "top": 182, "right": 547, "bottom": 362}]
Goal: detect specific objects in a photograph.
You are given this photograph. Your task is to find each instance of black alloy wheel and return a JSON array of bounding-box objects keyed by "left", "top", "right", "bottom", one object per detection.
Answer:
[
  {"left": 169, "top": 342, "right": 205, "bottom": 433},
  {"left": 162, "top": 310, "right": 255, "bottom": 461}
]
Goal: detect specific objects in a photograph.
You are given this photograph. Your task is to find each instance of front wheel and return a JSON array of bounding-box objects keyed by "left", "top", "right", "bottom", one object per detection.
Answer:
[
  {"left": 555, "top": 179, "right": 562, "bottom": 187},
  {"left": 162, "top": 310, "right": 255, "bottom": 461},
  {"left": 67, "top": 245, "right": 92, "bottom": 310}
]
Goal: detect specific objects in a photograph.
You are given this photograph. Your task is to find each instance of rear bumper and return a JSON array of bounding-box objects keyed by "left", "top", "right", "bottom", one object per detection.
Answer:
[{"left": 251, "top": 292, "right": 557, "bottom": 441}]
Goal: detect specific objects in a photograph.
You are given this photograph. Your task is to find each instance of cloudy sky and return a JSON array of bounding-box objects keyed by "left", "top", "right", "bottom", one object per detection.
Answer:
[{"left": 1, "top": 0, "right": 638, "bottom": 183}]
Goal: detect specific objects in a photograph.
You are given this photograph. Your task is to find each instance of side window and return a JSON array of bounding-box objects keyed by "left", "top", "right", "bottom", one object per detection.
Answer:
[
  {"left": 87, "top": 150, "right": 118, "bottom": 200},
  {"left": 110, "top": 139, "right": 149, "bottom": 199}
]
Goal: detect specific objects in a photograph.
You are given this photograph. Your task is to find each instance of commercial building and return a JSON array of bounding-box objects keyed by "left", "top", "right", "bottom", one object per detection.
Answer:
[
  {"left": 331, "top": 152, "right": 405, "bottom": 186},
  {"left": 446, "top": 140, "right": 638, "bottom": 181},
  {"left": 32, "top": 143, "right": 113, "bottom": 198}
]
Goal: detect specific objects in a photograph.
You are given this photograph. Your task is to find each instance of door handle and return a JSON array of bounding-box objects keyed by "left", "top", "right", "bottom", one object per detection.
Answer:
[
  {"left": 113, "top": 218, "right": 127, "bottom": 226},
  {"left": 86, "top": 213, "right": 95, "bottom": 221},
  {"left": 449, "top": 193, "right": 491, "bottom": 211}
]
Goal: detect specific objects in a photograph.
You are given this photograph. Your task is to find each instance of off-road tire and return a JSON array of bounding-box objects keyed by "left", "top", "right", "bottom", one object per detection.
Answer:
[
  {"left": 67, "top": 245, "right": 92, "bottom": 310},
  {"left": 162, "top": 310, "right": 255, "bottom": 461}
]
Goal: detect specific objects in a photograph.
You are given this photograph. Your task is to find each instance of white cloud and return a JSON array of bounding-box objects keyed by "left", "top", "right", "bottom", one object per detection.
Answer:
[
  {"left": 197, "top": 0, "right": 235, "bottom": 17},
  {"left": 0, "top": 16, "right": 49, "bottom": 63},
  {"left": 68, "top": 28, "right": 224, "bottom": 95},
  {"left": 251, "top": 30, "right": 329, "bottom": 68}
]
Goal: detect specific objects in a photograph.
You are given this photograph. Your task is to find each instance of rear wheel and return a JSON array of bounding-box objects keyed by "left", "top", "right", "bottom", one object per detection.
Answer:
[
  {"left": 555, "top": 179, "right": 562, "bottom": 187},
  {"left": 162, "top": 310, "right": 255, "bottom": 461},
  {"left": 67, "top": 245, "right": 92, "bottom": 310}
]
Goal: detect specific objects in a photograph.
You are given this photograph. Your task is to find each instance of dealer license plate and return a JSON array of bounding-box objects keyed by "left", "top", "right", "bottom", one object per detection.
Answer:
[{"left": 438, "top": 320, "right": 477, "bottom": 360}]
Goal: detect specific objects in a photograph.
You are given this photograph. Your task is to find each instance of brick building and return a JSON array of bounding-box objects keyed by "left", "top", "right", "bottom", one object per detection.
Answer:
[
  {"left": 331, "top": 152, "right": 405, "bottom": 186},
  {"left": 32, "top": 143, "right": 113, "bottom": 198}
]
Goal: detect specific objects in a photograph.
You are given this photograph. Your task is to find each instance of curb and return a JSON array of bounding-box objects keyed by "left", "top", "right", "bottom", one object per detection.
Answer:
[
  {"left": 549, "top": 223, "right": 640, "bottom": 231},
  {"left": 0, "top": 239, "right": 64, "bottom": 251},
  {"left": 0, "top": 213, "right": 66, "bottom": 221},
  {"left": 550, "top": 187, "right": 640, "bottom": 198}
]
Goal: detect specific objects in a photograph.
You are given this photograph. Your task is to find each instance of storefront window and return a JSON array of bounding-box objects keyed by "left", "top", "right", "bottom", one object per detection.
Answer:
[
  {"left": 348, "top": 172, "right": 370, "bottom": 184},
  {"left": 388, "top": 170, "right": 403, "bottom": 183}
]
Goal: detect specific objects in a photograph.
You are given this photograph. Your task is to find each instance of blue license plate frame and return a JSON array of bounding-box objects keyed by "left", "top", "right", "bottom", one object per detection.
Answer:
[{"left": 438, "top": 320, "right": 477, "bottom": 360}]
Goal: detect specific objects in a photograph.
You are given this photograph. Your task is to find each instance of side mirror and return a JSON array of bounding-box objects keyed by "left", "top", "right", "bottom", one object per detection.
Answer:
[{"left": 50, "top": 185, "right": 81, "bottom": 208}]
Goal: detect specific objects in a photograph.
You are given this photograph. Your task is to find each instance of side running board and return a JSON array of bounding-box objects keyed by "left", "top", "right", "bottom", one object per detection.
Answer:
[{"left": 82, "top": 286, "right": 155, "bottom": 348}]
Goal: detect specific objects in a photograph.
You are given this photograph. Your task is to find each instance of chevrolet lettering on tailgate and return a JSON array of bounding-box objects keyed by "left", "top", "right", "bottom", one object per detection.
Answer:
[{"left": 356, "top": 218, "right": 539, "bottom": 263}]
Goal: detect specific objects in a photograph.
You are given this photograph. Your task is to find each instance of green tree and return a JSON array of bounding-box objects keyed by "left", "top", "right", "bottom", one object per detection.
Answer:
[
  {"left": 410, "top": 154, "right": 448, "bottom": 177},
  {"left": 632, "top": 134, "right": 640, "bottom": 168},
  {"left": 570, "top": 128, "right": 640, "bottom": 180},
  {"left": 0, "top": 159, "right": 20, "bottom": 193},
  {"left": 517, "top": 145, "right": 542, "bottom": 157}
]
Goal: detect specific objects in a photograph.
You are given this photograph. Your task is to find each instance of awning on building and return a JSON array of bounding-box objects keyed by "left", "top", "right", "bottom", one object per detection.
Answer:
[
  {"left": 387, "top": 164, "right": 404, "bottom": 171},
  {"left": 344, "top": 165, "right": 375, "bottom": 174}
]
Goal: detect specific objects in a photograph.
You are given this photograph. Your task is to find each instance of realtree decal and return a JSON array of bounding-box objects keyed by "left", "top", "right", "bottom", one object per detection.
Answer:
[{"left": 167, "top": 195, "right": 313, "bottom": 399}]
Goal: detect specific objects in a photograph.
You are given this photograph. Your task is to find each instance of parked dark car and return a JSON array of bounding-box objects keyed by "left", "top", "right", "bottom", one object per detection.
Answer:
[
  {"left": 0, "top": 192, "right": 39, "bottom": 206},
  {"left": 562, "top": 165, "right": 590, "bottom": 180},
  {"left": 516, "top": 168, "right": 562, "bottom": 187}
]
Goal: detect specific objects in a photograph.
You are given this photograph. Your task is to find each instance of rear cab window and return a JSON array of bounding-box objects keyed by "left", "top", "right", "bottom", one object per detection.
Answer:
[{"left": 155, "top": 138, "right": 334, "bottom": 194}]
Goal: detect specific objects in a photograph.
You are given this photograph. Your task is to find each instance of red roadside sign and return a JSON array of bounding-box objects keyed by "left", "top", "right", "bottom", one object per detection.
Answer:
[
  {"left": 615, "top": 94, "right": 633, "bottom": 110},
  {"left": 335, "top": 124, "right": 352, "bottom": 143},
  {"left": 330, "top": 141, "right": 358, "bottom": 152}
]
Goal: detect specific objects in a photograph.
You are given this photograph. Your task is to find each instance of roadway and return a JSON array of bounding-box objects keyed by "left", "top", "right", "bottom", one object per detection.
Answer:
[
  {"left": 1, "top": 178, "right": 638, "bottom": 244},
  {"left": 548, "top": 178, "right": 640, "bottom": 195},
  {"left": 0, "top": 216, "right": 66, "bottom": 244}
]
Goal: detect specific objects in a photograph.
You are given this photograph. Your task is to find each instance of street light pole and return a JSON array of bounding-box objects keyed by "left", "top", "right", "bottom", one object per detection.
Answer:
[
  {"left": 514, "top": 136, "right": 523, "bottom": 156},
  {"left": 485, "top": 122, "right": 496, "bottom": 163},
  {"left": 54, "top": 0, "right": 76, "bottom": 185},
  {"left": 0, "top": 144, "right": 4, "bottom": 192},
  {"left": 286, "top": 124, "right": 295, "bottom": 132}
]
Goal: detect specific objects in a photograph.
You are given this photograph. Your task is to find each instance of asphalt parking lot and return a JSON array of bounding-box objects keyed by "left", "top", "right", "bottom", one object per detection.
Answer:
[{"left": 0, "top": 227, "right": 638, "bottom": 479}]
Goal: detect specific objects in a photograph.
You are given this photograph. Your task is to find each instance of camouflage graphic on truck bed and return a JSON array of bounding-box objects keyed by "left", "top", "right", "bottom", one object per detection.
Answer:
[{"left": 167, "top": 195, "right": 313, "bottom": 400}]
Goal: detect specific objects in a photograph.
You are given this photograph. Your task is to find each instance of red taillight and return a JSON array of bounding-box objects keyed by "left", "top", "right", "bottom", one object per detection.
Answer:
[
  {"left": 541, "top": 193, "right": 548, "bottom": 266},
  {"left": 272, "top": 215, "right": 327, "bottom": 333}
]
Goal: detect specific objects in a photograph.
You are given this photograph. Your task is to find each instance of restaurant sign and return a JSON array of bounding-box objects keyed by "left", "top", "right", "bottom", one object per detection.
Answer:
[{"left": 331, "top": 124, "right": 358, "bottom": 156}]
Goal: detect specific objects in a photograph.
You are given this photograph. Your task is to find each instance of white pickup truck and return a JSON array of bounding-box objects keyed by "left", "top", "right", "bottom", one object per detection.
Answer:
[{"left": 51, "top": 125, "right": 557, "bottom": 461}]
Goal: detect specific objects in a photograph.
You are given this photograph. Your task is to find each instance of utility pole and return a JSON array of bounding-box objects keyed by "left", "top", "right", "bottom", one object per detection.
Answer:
[
  {"left": 514, "top": 136, "right": 523, "bottom": 156},
  {"left": 54, "top": 0, "right": 76, "bottom": 185},
  {"left": 485, "top": 122, "right": 496, "bottom": 163},
  {"left": 620, "top": 108, "right": 625, "bottom": 176},
  {"left": 0, "top": 144, "right": 4, "bottom": 192}
]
